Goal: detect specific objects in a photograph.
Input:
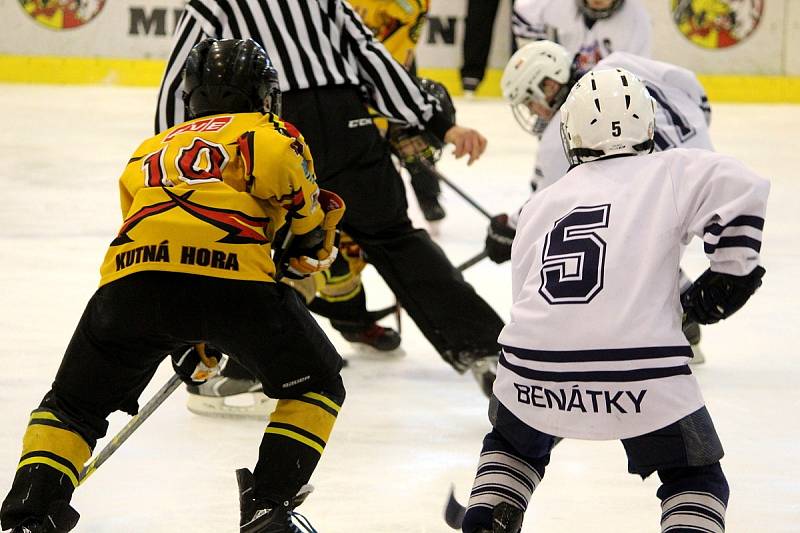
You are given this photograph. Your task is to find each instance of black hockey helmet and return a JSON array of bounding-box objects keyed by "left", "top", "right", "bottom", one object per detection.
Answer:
[
  {"left": 576, "top": 0, "right": 624, "bottom": 20},
  {"left": 182, "top": 38, "right": 281, "bottom": 120},
  {"left": 388, "top": 78, "right": 456, "bottom": 165}
]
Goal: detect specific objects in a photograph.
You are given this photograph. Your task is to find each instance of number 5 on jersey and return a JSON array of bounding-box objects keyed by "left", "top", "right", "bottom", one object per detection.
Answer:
[{"left": 539, "top": 204, "right": 610, "bottom": 304}]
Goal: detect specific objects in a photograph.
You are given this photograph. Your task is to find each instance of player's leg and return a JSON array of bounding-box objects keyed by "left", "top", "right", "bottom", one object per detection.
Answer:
[
  {"left": 186, "top": 236, "right": 397, "bottom": 419},
  {"left": 206, "top": 282, "right": 345, "bottom": 532},
  {"left": 460, "top": 0, "right": 502, "bottom": 94},
  {"left": 308, "top": 235, "right": 400, "bottom": 351},
  {"left": 622, "top": 406, "right": 727, "bottom": 532},
  {"left": 0, "top": 273, "right": 186, "bottom": 532},
  {"left": 462, "top": 399, "right": 556, "bottom": 533},
  {"left": 406, "top": 159, "right": 445, "bottom": 222},
  {"left": 281, "top": 87, "right": 505, "bottom": 396}
]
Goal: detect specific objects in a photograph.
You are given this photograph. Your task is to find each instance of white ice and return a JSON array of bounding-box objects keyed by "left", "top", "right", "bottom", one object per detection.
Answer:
[{"left": 0, "top": 85, "right": 798, "bottom": 532}]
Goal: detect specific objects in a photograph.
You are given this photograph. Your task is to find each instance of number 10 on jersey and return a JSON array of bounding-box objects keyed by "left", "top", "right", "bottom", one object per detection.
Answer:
[{"left": 539, "top": 204, "right": 610, "bottom": 305}]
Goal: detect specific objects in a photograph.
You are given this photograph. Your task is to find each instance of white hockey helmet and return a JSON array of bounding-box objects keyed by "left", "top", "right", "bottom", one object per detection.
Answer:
[
  {"left": 501, "top": 41, "right": 574, "bottom": 134},
  {"left": 559, "top": 67, "right": 655, "bottom": 166}
]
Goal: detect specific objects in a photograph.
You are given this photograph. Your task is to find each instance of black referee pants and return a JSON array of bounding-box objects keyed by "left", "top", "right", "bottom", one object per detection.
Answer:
[{"left": 281, "top": 86, "right": 504, "bottom": 364}]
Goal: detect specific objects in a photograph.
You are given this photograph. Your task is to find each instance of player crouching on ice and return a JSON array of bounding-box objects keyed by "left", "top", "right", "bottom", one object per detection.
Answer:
[
  {"left": 460, "top": 68, "right": 768, "bottom": 532},
  {"left": 1, "top": 39, "right": 345, "bottom": 533}
]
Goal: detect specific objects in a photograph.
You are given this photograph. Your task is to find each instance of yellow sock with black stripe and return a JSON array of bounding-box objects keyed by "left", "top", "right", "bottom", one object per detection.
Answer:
[
  {"left": 254, "top": 390, "right": 342, "bottom": 503},
  {"left": 264, "top": 392, "right": 341, "bottom": 454},
  {"left": 17, "top": 409, "right": 92, "bottom": 489}
]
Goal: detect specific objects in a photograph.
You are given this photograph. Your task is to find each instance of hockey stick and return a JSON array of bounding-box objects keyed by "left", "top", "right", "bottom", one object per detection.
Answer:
[
  {"left": 444, "top": 436, "right": 564, "bottom": 529},
  {"left": 444, "top": 485, "right": 467, "bottom": 530},
  {"left": 365, "top": 248, "right": 490, "bottom": 322},
  {"left": 79, "top": 372, "right": 183, "bottom": 483},
  {"left": 420, "top": 160, "right": 493, "bottom": 221}
]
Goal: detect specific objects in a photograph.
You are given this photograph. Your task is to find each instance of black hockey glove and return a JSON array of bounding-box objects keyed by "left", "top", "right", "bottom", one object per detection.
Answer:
[
  {"left": 171, "top": 343, "right": 222, "bottom": 386},
  {"left": 681, "top": 266, "right": 766, "bottom": 325},
  {"left": 485, "top": 214, "right": 516, "bottom": 264}
]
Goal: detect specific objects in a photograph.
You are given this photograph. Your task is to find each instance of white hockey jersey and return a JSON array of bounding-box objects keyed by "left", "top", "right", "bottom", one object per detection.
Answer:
[
  {"left": 512, "top": 0, "right": 651, "bottom": 73},
  {"left": 496, "top": 149, "right": 769, "bottom": 440},
  {"left": 534, "top": 52, "right": 713, "bottom": 193}
]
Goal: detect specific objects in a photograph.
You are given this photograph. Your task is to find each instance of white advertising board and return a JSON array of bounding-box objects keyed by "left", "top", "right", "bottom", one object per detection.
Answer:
[{"left": 0, "top": 0, "right": 796, "bottom": 75}]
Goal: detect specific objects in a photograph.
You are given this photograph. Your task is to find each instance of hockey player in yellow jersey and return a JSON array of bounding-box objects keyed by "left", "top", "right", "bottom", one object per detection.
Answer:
[
  {"left": 182, "top": 0, "right": 433, "bottom": 419},
  {"left": 1, "top": 39, "right": 345, "bottom": 533},
  {"left": 350, "top": 0, "right": 429, "bottom": 69}
]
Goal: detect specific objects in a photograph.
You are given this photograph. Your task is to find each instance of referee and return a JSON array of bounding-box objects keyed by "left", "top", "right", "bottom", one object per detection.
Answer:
[{"left": 156, "top": 0, "right": 505, "bottom": 396}]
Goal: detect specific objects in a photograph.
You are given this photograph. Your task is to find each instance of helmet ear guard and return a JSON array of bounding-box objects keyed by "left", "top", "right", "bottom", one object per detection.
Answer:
[
  {"left": 560, "top": 68, "right": 656, "bottom": 167},
  {"left": 182, "top": 38, "right": 281, "bottom": 120}
]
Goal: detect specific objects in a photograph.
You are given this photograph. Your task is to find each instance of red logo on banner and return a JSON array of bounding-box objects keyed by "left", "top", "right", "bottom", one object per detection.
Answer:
[
  {"left": 672, "top": 0, "right": 763, "bottom": 49},
  {"left": 18, "top": 0, "right": 106, "bottom": 30}
]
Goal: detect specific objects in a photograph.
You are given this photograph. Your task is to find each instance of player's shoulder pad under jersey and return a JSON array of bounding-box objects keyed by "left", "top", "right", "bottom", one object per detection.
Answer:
[{"left": 262, "top": 114, "right": 307, "bottom": 157}]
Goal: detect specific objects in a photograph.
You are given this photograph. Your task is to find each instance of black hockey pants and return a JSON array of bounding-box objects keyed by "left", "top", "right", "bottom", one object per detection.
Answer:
[{"left": 1, "top": 273, "right": 344, "bottom": 530}]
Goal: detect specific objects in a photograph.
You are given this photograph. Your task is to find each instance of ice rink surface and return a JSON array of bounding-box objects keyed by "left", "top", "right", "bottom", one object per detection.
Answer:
[{"left": 0, "top": 84, "right": 798, "bottom": 532}]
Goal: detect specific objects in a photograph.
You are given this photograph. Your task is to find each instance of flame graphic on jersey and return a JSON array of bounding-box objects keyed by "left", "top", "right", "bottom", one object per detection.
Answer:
[{"left": 111, "top": 189, "right": 270, "bottom": 246}]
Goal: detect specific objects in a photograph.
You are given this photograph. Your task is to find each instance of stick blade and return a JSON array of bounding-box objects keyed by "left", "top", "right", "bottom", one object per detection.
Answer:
[{"left": 444, "top": 484, "right": 466, "bottom": 529}]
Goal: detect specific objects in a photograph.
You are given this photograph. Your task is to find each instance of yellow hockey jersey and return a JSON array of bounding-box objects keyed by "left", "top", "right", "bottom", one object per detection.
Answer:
[
  {"left": 98, "top": 112, "right": 324, "bottom": 287},
  {"left": 350, "top": 0, "right": 429, "bottom": 68}
]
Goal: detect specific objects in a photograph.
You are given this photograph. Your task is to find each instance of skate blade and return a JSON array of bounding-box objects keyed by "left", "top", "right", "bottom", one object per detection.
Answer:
[{"left": 186, "top": 392, "right": 277, "bottom": 419}]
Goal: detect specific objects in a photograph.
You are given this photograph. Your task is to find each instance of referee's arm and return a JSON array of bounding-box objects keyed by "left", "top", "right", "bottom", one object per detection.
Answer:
[
  {"left": 155, "top": 7, "right": 215, "bottom": 134},
  {"left": 337, "top": 1, "right": 454, "bottom": 141}
]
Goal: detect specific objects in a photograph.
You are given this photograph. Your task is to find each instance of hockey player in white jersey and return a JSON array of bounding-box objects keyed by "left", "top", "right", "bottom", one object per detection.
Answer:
[
  {"left": 487, "top": 40, "right": 713, "bottom": 360},
  {"left": 460, "top": 68, "right": 769, "bottom": 533},
  {"left": 512, "top": 0, "right": 651, "bottom": 74}
]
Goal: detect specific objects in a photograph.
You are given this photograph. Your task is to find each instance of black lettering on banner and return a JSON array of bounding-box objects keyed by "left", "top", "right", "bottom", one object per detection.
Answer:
[
  {"left": 129, "top": 8, "right": 168, "bottom": 36},
  {"left": 539, "top": 204, "right": 610, "bottom": 304},
  {"left": 129, "top": 7, "right": 183, "bottom": 36},
  {"left": 426, "top": 16, "right": 457, "bottom": 45}
]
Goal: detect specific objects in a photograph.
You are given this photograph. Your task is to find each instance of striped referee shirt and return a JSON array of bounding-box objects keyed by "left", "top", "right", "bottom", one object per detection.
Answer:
[{"left": 155, "top": 0, "right": 449, "bottom": 137}]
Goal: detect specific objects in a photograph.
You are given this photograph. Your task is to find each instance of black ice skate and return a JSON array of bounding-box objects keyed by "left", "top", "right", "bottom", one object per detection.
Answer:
[
  {"left": 237, "top": 469, "right": 317, "bottom": 533},
  {"left": 470, "top": 355, "right": 498, "bottom": 398},
  {"left": 477, "top": 502, "right": 523, "bottom": 533},
  {"left": 6, "top": 500, "right": 79, "bottom": 533},
  {"left": 418, "top": 196, "right": 446, "bottom": 222},
  {"left": 443, "top": 349, "right": 498, "bottom": 398},
  {"left": 339, "top": 323, "right": 401, "bottom": 352}
]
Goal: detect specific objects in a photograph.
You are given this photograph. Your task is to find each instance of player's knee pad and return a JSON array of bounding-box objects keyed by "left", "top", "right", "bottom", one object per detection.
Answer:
[
  {"left": 657, "top": 463, "right": 728, "bottom": 533},
  {"left": 1, "top": 408, "right": 92, "bottom": 529}
]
